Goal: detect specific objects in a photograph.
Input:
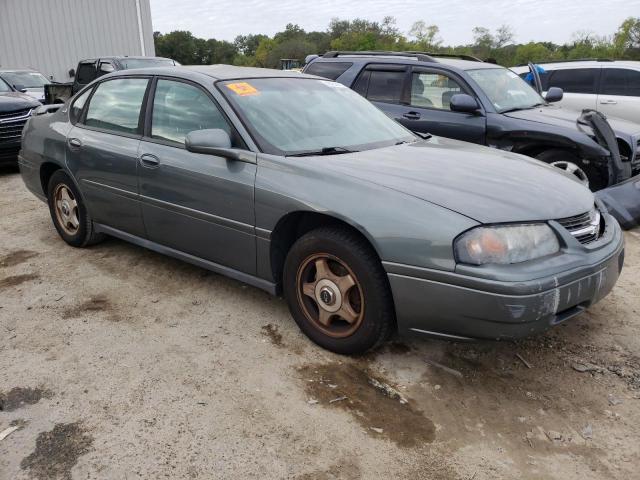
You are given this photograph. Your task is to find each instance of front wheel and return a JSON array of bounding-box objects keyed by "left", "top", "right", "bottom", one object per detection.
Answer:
[{"left": 283, "top": 226, "right": 395, "bottom": 354}]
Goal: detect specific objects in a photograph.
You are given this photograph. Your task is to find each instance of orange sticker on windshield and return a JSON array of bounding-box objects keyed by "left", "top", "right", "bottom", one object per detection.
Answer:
[{"left": 226, "top": 82, "right": 260, "bottom": 96}]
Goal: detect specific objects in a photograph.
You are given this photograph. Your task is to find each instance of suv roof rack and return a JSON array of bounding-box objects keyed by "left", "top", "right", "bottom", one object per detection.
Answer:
[
  {"left": 515, "top": 58, "right": 615, "bottom": 67},
  {"left": 323, "top": 51, "right": 437, "bottom": 62},
  {"left": 404, "top": 52, "right": 483, "bottom": 62}
]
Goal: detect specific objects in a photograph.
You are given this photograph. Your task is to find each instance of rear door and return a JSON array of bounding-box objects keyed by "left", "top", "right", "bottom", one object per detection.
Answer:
[
  {"left": 545, "top": 67, "right": 599, "bottom": 112},
  {"left": 352, "top": 64, "right": 411, "bottom": 126},
  {"left": 402, "top": 67, "right": 485, "bottom": 143},
  {"left": 66, "top": 76, "right": 150, "bottom": 237},
  {"left": 137, "top": 77, "right": 257, "bottom": 274},
  {"left": 597, "top": 67, "right": 640, "bottom": 123}
]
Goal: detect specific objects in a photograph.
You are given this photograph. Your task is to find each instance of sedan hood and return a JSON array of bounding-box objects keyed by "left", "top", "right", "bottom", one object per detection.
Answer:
[
  {"left": 0, "top": 92, "right": 40, "bottom": 113},
  {"left": 504, "top": 105, "right": 640, "bottom": 135},
  {"left": 311, "top": 137, "right": 594, "bottom": 223}
]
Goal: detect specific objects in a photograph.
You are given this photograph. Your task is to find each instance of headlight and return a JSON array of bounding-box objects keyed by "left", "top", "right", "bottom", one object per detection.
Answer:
[{"left": 455, "top": 224, "right": 560, "bottom": 265}]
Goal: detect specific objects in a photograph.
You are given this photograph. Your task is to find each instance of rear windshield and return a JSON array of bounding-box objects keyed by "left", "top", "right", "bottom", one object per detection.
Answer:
[
  {"left": 1, "top": 71, "right": 50, "bottom": 88},
  {"left": 120, "top": 58, "right": 178, "bottom": 69},
  {"left": 304, "top": 62, "right": 353, "bottom": 80}
]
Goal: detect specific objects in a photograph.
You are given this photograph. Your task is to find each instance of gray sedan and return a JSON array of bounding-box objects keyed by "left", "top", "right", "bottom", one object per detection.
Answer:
[{"left": 19, "top": 66, "right": 624, "bottom": 354}]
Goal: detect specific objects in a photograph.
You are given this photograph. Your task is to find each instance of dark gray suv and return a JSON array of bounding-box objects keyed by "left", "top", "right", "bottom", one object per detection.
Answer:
[{"left": 304, "top": 52, "right": 640, "bottom": 192}]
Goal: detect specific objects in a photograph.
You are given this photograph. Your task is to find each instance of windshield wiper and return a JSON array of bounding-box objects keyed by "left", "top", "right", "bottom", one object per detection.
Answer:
[
  {"left": 287, "top": 146, "right": 358, "bottom": 157},
  {"left": 501, "top": 103, "right": 545, "bottom": 114},
  {"left": 411, "top": 132, "right": 432, "bottom": 140}
]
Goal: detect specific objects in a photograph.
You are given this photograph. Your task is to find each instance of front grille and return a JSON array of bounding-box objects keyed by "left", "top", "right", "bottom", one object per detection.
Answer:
[
  {"left": 556, "top": 208, "right": 602, "bottom": 245},
  {"left": 0, "top": 109, "right": 31, "bottom": 144}
]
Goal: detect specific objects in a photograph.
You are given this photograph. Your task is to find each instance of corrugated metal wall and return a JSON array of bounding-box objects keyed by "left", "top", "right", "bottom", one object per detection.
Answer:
[{"left": 0, "top": 0, "right": 156, "bottom": 81}]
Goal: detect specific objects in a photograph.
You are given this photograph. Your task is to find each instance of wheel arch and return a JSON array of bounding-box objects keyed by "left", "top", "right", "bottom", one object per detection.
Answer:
[
  {"left": 269, "top": 210, "right": 383, "bottom": 290},
  {"left": 39, "top": 161, "right": 63, "bottom": 197}
]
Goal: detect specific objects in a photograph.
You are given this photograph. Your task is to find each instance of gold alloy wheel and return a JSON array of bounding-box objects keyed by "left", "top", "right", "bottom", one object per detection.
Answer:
[
  {"left": 296, "top": 253, "right": 365, "bottom": 338},
  {"left": 53, "top": 184, "right": 80, "bottom": 235}
]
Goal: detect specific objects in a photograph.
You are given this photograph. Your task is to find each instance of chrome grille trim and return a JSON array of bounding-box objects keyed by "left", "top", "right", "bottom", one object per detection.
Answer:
[
  {"left": 0, "top": 109, "right": 31, "bottom": 144},
  {"left": 556, "top": 208, "right": 602, "bottom": 245}
]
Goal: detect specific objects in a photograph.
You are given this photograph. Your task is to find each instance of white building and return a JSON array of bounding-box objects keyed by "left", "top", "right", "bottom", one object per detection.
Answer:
[{"left": 0, "top": 0, "right": 155, "bottom": 81}]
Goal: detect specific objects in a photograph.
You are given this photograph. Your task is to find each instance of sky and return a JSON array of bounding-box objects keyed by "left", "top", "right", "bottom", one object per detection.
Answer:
[{"left": 149, "top": 0, "right": 639, "bottom": 45}]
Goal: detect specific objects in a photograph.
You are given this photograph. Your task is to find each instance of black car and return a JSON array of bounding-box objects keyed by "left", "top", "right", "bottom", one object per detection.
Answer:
[
  {"left": 0, "top": 77, "right": 40, "bottom": 164},
  {"left": 304, "top": 51, "right": 640, "bottom": 191},
  {"left": 45, "top": 56, "right": 180, "bottom": 104}
]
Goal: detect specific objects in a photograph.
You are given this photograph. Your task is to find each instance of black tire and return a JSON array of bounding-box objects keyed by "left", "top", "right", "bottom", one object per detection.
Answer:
[
  {"left": 536, "top": 149, "right": 608, "bottom": 191},
  {"left": 47, "top": 170, "right": 104, "bottom": 247},
  {"left": 283, "top": 226, "right": 395, "bottom": 354}
]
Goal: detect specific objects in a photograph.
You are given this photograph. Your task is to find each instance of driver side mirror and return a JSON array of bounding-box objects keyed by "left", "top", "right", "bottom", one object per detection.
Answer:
[
  {"left": 185, "top": 129, "right": 254, "bottom": 163},
  {"left": 13, "top": 84, "right": 27, "bottom": 93},
  {"left": 449, "top": 93, "right": 480, "bottom": 113},
  {"left": 545, "top": 87, "right": 563, "bottom": 103}
]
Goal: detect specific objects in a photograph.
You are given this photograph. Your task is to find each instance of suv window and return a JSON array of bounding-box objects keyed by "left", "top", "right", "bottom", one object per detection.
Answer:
[
  {"left": 76, "top": 62, "right": 97, "bottom": 85},
  {"left": 151, "top": 79, "right": 231, "bottom": 144},
  {"left": 70, "top": 88, "right": 92, "bottom": 123},
  {"left": 84, "top": 78, "right": 148, "bottom": 134},
  {"left": 366, "top": 70, "right": 405, "bottom": 104},
  {"left": 600, "top": 68, "right": 640, "bottom": 97},
  {"left": 305, "top": 62, "right": 353, "bottom": 80},
  {"left": 411, "top": 72, "right": 463, "bottom": 110},
  {"left": 547, "top": 68, "right": 598, "bottom": 94}
]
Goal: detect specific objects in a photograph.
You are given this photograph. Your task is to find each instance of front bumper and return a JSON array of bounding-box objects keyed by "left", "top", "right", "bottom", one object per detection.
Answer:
[{"left": 385, "top": 218, "right": 625, "bottom": 341}]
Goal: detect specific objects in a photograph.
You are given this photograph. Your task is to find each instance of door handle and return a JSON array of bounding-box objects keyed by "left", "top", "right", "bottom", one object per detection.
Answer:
[
  {"left": 139, "top": 153, "right": 160, "bottom": 168},
  {"left": 402, "top": 111, "right": 421, "bottom": 120},
  {"left": 68, "top": 138, "right": 82, "bottom": 148},
  {"left": 600, "top": 99, "right": 617, "bottom": 105}
]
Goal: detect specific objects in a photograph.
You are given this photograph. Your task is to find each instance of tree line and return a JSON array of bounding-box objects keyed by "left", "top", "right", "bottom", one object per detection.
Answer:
[{"left": 154, "top": 16, "right": 640, "bottom": 68}]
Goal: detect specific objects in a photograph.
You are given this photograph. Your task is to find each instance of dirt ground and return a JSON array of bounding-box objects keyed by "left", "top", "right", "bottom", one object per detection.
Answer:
[{"left": 1, "top": 165, "right": 639, "bottom": 480}]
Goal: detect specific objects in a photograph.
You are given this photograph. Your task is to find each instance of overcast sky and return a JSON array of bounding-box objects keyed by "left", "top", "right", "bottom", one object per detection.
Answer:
[{"left": 150, "top": 0, "right": 638, "bottom": 45}]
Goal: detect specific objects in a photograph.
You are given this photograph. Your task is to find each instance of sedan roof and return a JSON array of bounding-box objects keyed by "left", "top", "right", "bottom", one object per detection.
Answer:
[{"left": 110, "top": 64, "right": 318, "bottom": 82}]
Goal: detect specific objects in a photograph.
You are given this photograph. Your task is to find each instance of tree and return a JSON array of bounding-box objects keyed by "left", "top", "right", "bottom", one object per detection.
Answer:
[
  {"left": 494, "top": 25, "right": 515, "bottom": 48},
  {"left": 154, "top": 31, "right": 199, "bottom": 65},
  {"left": 234, "top": 34, "right": 268, "bottom": 57},
  {"left": 472, "top": 27, "right": 495, "bottom": 49},
  {"left": 614, "top": 17, "right": 640, "bottom": 53},
  {"left": 409, "top": 20, "right": 441, "bottom": 50}
]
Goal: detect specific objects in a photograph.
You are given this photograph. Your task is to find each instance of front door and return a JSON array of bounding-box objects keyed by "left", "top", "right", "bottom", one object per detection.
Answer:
[
  {"left": 66, "top": 76, "right": 149, "bottom": 237},
  {"left": 400, "top": 68, "right": 485, "bottom": 143},
  {"left": 137, "top": 78, "right": 257, "bottom": 274}
]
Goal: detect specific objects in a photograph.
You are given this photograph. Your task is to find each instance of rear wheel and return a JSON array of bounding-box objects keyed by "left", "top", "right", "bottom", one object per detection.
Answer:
[
  {"left": 283, "top": 226, "right": 395, "bottom": 354},
  {"left": 47, "top": 170, "right": 104, "bottom": 247}
]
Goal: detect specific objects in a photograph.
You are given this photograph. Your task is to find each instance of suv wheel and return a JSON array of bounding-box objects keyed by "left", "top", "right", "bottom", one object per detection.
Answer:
[{"left": 283, "top": 226, "right": 395, "bottom": 354}]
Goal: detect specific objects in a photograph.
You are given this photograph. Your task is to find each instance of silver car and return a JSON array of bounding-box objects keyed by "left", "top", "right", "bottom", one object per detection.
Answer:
[
  {"left": 19, "top": 66, "right": 624, "bottom": 354},
  {"left": 0, "top": 69, "right": 50, "bottom": 103}
]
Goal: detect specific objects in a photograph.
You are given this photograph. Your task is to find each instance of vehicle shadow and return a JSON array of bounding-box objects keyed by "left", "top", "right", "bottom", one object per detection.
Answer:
[{"left": 0, "top": 164, "right": 20, "bottom": 176}]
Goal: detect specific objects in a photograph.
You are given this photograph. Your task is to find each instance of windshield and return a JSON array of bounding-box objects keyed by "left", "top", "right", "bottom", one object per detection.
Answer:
[
  {"left": 121, "top": 58, "right": 177, "bottom": 69},
  {"left": 1, "top": 71, "right": 50, "bottom": 88},
  {"left": 219, "top": 78, "right": 416, "bottom": 155},
  {"left": 468, "top": 68, "right": 544, "bottom": 113},
  {"left": 0, "top": 78, "right": 12, "bottom": 93}
]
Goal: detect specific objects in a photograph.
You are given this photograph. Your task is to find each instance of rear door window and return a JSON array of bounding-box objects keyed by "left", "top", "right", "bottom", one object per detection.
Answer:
[
  {"left": 600, "top": 68, "right": 640, "bottom": 97},
  {"left": 83, "top": 78, "right": 149, "bottom": 134},
  {"left": 366, "top": 69, "right": 406, "bottom": 104},
  {"left": 304, "top": 62, "right": 353, "bottom": 80},
  {"left": 547, "top": 68, "right": 599, "bottom": 94}
]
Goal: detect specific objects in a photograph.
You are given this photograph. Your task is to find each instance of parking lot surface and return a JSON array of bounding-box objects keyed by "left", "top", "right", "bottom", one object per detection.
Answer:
[{"left": 1, "top": 166, "right": 639, "bottom": 480}]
